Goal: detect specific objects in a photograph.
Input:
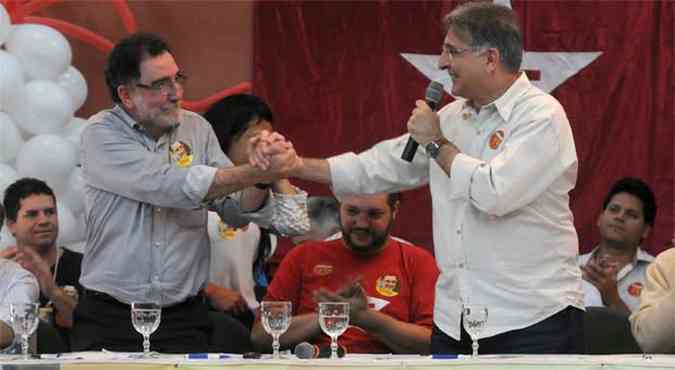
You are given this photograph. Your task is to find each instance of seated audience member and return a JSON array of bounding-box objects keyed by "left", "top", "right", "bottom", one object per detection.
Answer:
[
  {"left": 2, "top": 178, "right": 78, "bottom": 331},
  {"left": 579, "top": 177, "right": 656, "bottom": 315},
  {"left": 251, "top": 193, "right": 439, "bottom": 355},
  {"left": 0, "top": 203, "right": 40, "bottom": 351},
  {"left": 630, "top": 245, "right": 675, "bottom": 353},
  {"left": 202, "top": 94, "right": 309, "bottom": 330}
]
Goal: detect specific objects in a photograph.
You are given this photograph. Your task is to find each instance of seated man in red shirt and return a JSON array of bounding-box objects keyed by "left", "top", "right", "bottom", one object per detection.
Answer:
[{"left": 251, "top": 193, "right": 439, "bottom": 355}]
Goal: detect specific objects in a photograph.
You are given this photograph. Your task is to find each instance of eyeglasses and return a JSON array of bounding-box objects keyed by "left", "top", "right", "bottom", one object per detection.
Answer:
[
  {"left": 135, "top": 72, "right": 188, "bottom": 94},
  {"left": 442, "top": 44, "right": 477, "bottom": 58}
]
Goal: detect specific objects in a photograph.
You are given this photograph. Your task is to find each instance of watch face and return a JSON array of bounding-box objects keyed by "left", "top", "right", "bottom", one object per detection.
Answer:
[{"left": 425, "top": 142, "right": 440, "bottom": 158}]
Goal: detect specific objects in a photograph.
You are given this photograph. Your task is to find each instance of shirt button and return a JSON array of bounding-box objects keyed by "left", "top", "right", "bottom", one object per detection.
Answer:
[
  {"left": 155, "top": 208, "right": 161, "bottom": 213},
  {"left": 153, "top": 275, "right": 159, "bottom": 281},
  {"left": 154, "top": 242, "right": 160, "bottom": 247},
  {"left": 456, "top": 229, "right": 462, "bottom": 235},
  {"left": 459, "top": 263, "right": 465, "bottom": 268}
]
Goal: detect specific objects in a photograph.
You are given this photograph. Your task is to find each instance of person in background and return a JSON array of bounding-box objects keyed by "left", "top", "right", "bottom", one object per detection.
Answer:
[
  {"left": 579, "top": 177, "right": 656, "bottom": 315},
  {"left": 630, "top": 243, "right": 675, "bottom": 353},
  {"left": 2, "top": 178, "right": 78, "bottom": 331},
  {"left": 71, "top": 32, "right": 306, "bottom": 353},
  {"left": 0, "top": 203, "right": 40, "bottom": 352},
  {"left": 202, "top": 94, "right": 309, "bottom": 329},
  {"left": 251, "top": 193, "right": 438, "bottom": 354}
]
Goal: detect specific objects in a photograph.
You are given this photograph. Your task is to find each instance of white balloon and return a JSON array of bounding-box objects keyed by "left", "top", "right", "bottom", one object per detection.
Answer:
[
  {"left": 0, "top": 5, "right": 11, "bottom": 47},
  {"left": 15, "top": 135, "right": 77, "bottom": 194},
  {"left": 0, "top": 162, "right": 18, "bottom": 199},
  {"left": 0, "top": 224, "right": 16, "bottom": 250},
  {"left": 57, "top": 66, "right": 87, "bottom": 112},
  {"left": 61, "top": 117, "right": 88, "bottom": 146},
  {"left": 0, "top": 50, "right": 25, "bottom": 112},
  {"left": 6, "top": 23, "right": 72, "bottom": 81},
  {"left": 61, "top": 166, "right": 85, "bottom": 216},
  {"left": 56, "top": 202, "right": 83, "bottom": 246},
  {"left": 9, "top": 80, "right": 73, "bottom": 135},
  {"left": 0, "top": 112, "right": 23, "bottom": 163}
]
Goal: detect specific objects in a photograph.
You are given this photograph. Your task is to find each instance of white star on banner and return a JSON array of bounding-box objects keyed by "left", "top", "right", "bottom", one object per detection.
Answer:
[{"left": 400, "top": 0, "right": 602, "bottom": 94}]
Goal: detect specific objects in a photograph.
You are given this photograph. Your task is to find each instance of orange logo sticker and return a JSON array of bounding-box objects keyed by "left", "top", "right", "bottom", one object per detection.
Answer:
[
  {"left": 627, "top": 282, "right": 643, "bottom": 297},
  {"left": 489, "top": 129, "right": 505, "bottom": 150},
  {"left": 313, "top": 264, "right": 333, "bottom": 276},
  {"left": 375, "top": 274, "right": 400, "bottom": 297}
]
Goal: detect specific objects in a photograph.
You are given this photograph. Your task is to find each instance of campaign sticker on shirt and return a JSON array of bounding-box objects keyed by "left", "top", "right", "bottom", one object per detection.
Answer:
[
  {"left": 170, "top": 140, "right": 194, "bottom": 167},
  {"left": 375, "top": 274, "right": 400, "bottom": 297},
  {"left": 627, "top": 282, "right": 643, "bottom": 297},
  {"left": 313, "top": 264, "right": 333, "bottom": 276},
  {"left": 488, "top": 129, "right": 505, "bottom": 150},
  {"left": 217, "top": 219, "right": 238, "bottom": 240}
]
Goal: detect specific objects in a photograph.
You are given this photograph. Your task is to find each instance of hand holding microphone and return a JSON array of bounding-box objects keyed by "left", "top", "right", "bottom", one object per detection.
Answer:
[{"left": 401, "top": 81, "right": 445, "bottom": 162}]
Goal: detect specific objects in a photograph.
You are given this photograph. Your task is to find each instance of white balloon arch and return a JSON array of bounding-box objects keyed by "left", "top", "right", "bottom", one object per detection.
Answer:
[{"left": 0, "top": 4, "right": 88, "bottom": 251}]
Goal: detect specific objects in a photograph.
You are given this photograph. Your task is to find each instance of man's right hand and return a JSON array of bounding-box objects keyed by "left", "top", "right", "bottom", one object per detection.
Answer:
[{"left": 249, "top": 131, "right": 303, "bottom": 176}]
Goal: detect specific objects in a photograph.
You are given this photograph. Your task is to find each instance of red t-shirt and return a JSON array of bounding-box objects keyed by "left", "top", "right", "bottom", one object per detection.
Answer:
[{"left": 264, "top": 237, "right": 439, "bottom": 353}]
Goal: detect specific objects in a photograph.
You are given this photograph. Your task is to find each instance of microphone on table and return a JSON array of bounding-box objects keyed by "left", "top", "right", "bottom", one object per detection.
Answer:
[
  {"left": 294, "top": 341, "right": 346, "bottom": 359},
  {"left": 401, "top": 80, "right": 445, "bottom": 162}
]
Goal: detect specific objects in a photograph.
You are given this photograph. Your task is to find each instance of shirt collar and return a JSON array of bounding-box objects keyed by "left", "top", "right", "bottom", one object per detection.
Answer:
[
  {"left": 488, "top": 72, "right": 531, "bottom": 124},
  {"left": 112, "top": 105, "right": 180, "bottom": 133}
]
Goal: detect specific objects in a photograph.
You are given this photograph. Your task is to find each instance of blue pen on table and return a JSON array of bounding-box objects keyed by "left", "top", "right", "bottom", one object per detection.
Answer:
[
  {"left": 185, "top": 353, "right": 230, "bottom": 360},
  {"left": 431, "top": 354, "right": 459, "bottom": 359}
]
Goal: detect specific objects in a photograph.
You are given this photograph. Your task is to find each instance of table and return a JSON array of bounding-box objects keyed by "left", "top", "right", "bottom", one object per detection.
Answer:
[{"left": 1, "top": 354, "right": 674, "bottom": 370}]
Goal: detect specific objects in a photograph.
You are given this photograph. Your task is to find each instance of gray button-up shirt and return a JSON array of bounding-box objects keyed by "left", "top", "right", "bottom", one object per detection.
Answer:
[{"left": 80, "top": 106, "right": 307, "bottom": 306}]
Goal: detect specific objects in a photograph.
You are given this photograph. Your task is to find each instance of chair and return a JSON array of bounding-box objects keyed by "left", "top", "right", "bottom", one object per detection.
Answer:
[{"left": 584, "top": 306, "right": 641, "bottom": 354}]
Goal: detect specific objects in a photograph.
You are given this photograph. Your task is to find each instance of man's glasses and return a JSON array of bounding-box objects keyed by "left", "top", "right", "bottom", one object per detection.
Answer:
[
  {"left": 442, "top": 45, "right": 478, "bottom": 58},
  {"left": 135, "top": 72, "right": 188, "bottom": 94}
]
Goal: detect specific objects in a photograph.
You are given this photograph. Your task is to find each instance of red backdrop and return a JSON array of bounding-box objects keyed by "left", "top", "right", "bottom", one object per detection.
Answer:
[{"left": 253, "top": 1, "right": 674, "bottom": 257}]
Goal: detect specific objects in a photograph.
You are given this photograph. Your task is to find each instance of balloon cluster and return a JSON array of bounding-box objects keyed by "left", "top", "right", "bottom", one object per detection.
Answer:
[{"left": 0, "top": 4, "right": 88, "bottom": 252}]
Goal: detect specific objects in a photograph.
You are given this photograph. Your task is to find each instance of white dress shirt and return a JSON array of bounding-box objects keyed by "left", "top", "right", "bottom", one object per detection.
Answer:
[
  {"left": 328, "top": 73, "right": 584, "bottom": 340},
  {"left": 579, "top": 247, "right": 654, "bottom": 312}
]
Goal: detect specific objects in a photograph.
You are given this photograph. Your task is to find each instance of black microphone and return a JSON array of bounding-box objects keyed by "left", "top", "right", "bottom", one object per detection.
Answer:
[
  {"left": 401, "top": 81, "right": 445, "bottom": 162},
  {"left": 294, "top": 342, "right": 346, "bottom": 359}
]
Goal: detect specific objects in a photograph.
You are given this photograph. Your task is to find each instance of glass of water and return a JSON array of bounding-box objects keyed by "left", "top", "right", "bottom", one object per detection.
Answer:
[
  {"left": 10, "top": 303, "right": 39, "bottom": 360},
  {"left": 261, "top": 300, "right": 292, "bottom": 359},
  {"left": 462, "top": 304, "right": 488, "bottom": 358},
  {"left": 131, "top": 302, "right": 161, "bottom": 357},
  {"left": 318, "top": 302, "right": 349, "bottom": 359}
]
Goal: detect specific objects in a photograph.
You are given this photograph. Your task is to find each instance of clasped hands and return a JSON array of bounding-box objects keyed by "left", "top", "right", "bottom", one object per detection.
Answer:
[
  {"left": 313, "top": 279, "right": 370, "bottom": 326},
  {"left": 248, "top": 130, "right": 302, "bottom": 177}
]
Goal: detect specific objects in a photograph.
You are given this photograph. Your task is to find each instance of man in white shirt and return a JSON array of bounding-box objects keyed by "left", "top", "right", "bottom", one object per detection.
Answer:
[
  {"left": 0, "top": 204, "right": 40, "bottom": 351},
  {"left": 579, "top": 178, "right": 656, "bottom": 315},
  {"left": 252, "top": 2, "right": 584, "bottom": 354}
]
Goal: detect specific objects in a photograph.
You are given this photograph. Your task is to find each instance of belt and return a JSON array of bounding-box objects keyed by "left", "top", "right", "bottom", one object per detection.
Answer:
[{"left": 82, "top": 288, "right": 206, "bottom": 308}]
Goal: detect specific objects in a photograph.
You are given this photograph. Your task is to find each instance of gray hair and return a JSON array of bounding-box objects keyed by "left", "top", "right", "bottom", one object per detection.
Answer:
[{"left": 443, "top": 2, "right": 523, "bottom": 73}]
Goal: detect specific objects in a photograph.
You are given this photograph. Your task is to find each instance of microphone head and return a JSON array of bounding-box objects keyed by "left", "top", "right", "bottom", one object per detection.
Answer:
[
  {"left": 425, "top": 81, "right": 444, "bottom": 110},
  {"left": 294, "top": 342, "right": 316, "bottom": 359}
]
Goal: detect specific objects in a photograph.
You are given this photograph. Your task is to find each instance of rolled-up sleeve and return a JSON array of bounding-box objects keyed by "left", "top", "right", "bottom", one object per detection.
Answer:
[
  {"left": 82, "top": 122, "right": 212, "bottom": 209},
  {"left": 329, "top": 134, "right": 430, "bottom": 196}
]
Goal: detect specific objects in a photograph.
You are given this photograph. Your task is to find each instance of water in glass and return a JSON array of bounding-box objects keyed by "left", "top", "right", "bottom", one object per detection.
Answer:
[
  {"left": 9, "top": 303, "right": 39, "bottom": 360},
  {"left": 260, "top": 301, "right": 292, "bottom": 359},
  {"left": 131, "top": 302, "right": 161, "bottom": 356},
  {"left": 462, "top": 304, "right": 488, "bottom": 358},
  {"left": 318, "top": 302, "right": 349, "bottom": 359}
]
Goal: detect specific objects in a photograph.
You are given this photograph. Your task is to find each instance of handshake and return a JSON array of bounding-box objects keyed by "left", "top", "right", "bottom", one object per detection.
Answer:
[{"left": 247, "top": 130, "right": 303, "bottom": 178}]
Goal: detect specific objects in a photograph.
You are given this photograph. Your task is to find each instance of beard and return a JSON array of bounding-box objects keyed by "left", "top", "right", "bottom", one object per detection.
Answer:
[{"left": 342, "top": 222, "right": 393, "bottom": 255}]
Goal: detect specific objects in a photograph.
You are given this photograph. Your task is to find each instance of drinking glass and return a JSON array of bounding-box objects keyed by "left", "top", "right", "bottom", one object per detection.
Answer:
[
  {"left": 9, "top": 303, "right": 39, "bottom": 360},
  {"left": 462, "top": 304, "right": 488, "bottom": 358},
  {"left": 130, "top": 302, "right": 161, "bottom": 356},
  {"left": 318, "top": 302, "right": 349, "bottom": 359},
  {"left": 261, "top": 301, "right": 292, "bottom": 359}
]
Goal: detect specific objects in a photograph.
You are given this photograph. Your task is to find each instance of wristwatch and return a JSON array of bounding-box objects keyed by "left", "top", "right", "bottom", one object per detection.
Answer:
[{"left": 425, "top": 138, "right": 450, "bottom": 159}]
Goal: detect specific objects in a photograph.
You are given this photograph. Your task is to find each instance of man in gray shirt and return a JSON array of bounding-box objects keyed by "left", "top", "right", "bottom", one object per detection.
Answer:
[{"left": 71, "top": 32, "right": 305, "bottom": 353}]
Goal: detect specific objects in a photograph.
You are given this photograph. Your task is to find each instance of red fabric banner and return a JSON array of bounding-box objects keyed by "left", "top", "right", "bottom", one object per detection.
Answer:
[{"left": 254, "top": 1, "right": 674, "bottom": 258}]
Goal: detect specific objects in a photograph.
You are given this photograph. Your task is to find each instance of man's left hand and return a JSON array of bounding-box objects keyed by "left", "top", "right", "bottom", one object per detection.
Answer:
[
  {"left": 407, "top": 100, "right": 443, "bottom": 146},
  {"left": 14, "top": 247, "right": 56, "bottom": 297},
  {"left": 581, "top": 259, "right": 622, "bottom": 307}
]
